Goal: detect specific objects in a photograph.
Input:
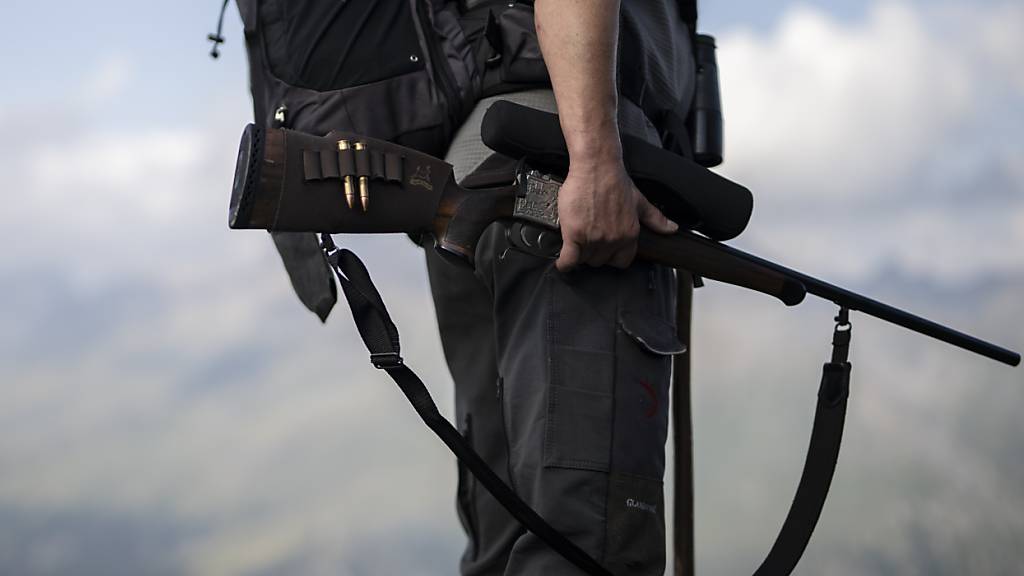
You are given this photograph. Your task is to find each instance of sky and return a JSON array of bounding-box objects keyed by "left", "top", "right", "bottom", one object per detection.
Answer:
[{"left": 0, "top": 1, "right": 1022, "bottom": 575}]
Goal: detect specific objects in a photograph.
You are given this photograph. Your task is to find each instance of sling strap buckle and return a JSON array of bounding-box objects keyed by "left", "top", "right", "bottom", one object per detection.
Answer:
[{"left": 370, "top": 352, "right": 404, "bottom": 370}]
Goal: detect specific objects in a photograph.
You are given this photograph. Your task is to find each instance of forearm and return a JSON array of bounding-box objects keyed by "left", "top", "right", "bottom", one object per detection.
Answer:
[
  {"left": 534, "top": 0, "right": 622, "bottom": 167},
  {"left": 536, "top": 0, "right": 676, "bottom": 271}
]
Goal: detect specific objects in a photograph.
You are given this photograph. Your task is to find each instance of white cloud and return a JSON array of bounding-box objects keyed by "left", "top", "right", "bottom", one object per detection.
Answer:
[
  {"left": 959, "top": 2, "right": 1024, "bottom": 95},
  {"left": 27, "top": 129, "right": 208, "bottom": 220},
  {"left": 79, "top": 54, "right": 133, "bottom": 106},
  {"left": 715, "top": 1, "right": 1024, "bottom": 284},
  {"left": 719, "top": 2, "right": 974, "bottom": 200}
]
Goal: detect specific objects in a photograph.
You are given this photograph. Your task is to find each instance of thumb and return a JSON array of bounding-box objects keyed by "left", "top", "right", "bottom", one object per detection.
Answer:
[
  {"left": 556, "top": 238, "right": 582, "bottom": 273},
  {"left": 637, "top": 195, "right": 679, "bottom": 234}
]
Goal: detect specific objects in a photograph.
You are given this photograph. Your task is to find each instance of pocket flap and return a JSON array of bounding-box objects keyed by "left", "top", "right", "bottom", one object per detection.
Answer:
[{"left": 619, "top": 311, "right": 686, "bottom": 356}]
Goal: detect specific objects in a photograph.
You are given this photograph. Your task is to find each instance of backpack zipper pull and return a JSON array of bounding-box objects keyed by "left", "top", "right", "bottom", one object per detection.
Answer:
[{"left": 207, "top": 0, "right": 231, "bottom": 59}]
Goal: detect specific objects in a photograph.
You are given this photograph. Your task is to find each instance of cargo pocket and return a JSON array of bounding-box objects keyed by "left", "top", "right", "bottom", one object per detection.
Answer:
[
  {"left": 543, "top": 349, "right": 614, "bottom": 472},
  {"left": 604, "top": 310, "right": 681, "bottom": 574},
  {"left": 477, "top": 2, "right": 550, "bottom": 96},
  {"left": 456, "top": 414, "right": 480, "bottom": 560},
  {"left": 257, "top": 0, "right": 425, "bottom": 91},
  {"left": 495, "top": 4, "right": 548, "bottom": 85},
  {"left": 246, "top": 0, "right": 474, "bottom": 155},
  {"left": 613, "top": 310, "right": 684, "bottom": 481}
]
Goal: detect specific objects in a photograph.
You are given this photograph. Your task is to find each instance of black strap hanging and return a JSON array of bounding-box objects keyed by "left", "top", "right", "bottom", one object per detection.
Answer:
[
  {"left": 754, "top": 308, "right": 852, "bottom": 575},
  {"left": 324, "top": 235, "right": 853, "bottom": 576},
  {"left": 321, "top": 235, "right": 614, "bottom": 576}
]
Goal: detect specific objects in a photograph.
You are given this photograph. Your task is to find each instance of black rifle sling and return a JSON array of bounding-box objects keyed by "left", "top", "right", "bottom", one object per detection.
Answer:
[
  {"left": 322, "top": 233, "right": 850, "bottom": 576},
  {"left": 321, "top": 236, "right": 614, "bottom": 576},
  {"left": 754, "top": 311, "right": 852, "bottom": 576}
]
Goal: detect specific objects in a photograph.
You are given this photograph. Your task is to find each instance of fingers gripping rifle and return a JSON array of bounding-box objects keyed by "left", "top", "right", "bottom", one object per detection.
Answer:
[{"left": 227, "top": 101, "right": 1019, "bottom": 576}]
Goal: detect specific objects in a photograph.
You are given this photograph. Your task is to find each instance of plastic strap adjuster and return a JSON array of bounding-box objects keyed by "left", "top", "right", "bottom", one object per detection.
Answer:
[{"left": 370, "top": 352, "right": 404, "bottom": 370}]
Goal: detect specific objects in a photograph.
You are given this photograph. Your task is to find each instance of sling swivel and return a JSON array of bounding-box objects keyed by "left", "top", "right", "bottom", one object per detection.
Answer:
[{"left": 831, "top": 307, "right": 852, "bottom": 365}]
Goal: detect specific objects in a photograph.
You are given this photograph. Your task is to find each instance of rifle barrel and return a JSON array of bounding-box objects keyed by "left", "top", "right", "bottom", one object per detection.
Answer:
[{"left": 710, "top": 239, "right": 1021, "bottom": 367}]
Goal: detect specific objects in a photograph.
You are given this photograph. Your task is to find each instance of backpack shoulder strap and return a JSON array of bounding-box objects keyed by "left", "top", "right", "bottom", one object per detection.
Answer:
[{"left": 679, "top": 0, "right": 698, "bottom": 36}]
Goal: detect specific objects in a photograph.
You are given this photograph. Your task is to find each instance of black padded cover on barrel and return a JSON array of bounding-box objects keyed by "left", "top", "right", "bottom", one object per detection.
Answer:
[{"left": 480, "top": 100, "right": 752, "bottom": 241}]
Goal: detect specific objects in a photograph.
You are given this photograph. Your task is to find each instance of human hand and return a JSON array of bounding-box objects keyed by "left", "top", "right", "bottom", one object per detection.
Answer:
[{"left": 555, "top": 155, "right": 678, "bottom": 272}]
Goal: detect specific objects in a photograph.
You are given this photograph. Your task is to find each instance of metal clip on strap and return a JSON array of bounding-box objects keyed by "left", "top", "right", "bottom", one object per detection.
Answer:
[
  {"left": 831, "top": 307, "right": 852, "bottom": 365},
  {"left": 370, "top": 352, "right": 404, "bottom": 370}
]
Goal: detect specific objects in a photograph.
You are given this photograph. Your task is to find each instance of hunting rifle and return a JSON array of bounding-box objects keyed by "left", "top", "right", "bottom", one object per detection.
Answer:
[
  {"left": 229, "top": 100, "right": 1019, "bottom": 367},
  {"left": 226, "top": 100, "right": 1019, "bottom": 576}
]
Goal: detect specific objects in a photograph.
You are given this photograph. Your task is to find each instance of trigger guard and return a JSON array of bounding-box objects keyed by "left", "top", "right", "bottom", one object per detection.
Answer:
[{"left": 505, "top": 221, "right": 561, "bottom": 260}]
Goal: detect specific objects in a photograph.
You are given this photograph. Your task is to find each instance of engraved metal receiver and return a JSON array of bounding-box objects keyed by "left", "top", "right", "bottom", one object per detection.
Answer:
[
  {"left": 513, "top": 166, "right": 562, "bottom": 229},
  {"left": 508, "top": 165, "right": 565, "bottom": 258}
]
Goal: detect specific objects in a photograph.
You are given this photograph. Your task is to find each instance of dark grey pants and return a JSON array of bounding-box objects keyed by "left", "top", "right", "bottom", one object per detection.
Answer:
[{"left": 426, "top": 91, "right": 681, "bottom": 576}]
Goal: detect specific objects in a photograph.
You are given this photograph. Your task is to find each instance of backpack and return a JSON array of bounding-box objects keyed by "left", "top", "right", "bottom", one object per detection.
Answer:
[
  {"left": 215, "top": 0, "right": 556, "bottom": 319},
  {"left": 211, "top": 0, "right": 703, "bottom": 319}
]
